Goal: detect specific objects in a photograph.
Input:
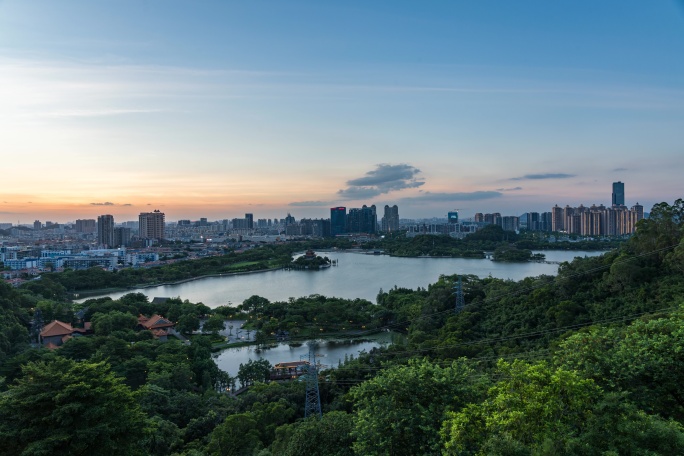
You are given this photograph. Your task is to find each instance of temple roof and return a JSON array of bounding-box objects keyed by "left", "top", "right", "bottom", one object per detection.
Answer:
[{"left": 40, "top": 320, "right": 73, "bottom": 338}]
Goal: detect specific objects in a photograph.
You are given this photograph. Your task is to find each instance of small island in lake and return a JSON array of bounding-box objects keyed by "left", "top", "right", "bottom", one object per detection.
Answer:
[{"left": 290, "top": 249, "right": 332, "bottom": 270}]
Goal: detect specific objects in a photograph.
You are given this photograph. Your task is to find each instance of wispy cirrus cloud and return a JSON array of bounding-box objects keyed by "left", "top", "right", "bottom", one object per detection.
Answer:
[
  {"left": 337, "top": 164, "right": 424, "bottom": 200},
  {"left": 90, "top": 202, "right": 133, "bottom": 206},
  {"left": 28, "top": 108, "right": 163, "bottom": 119},
  {"left": 288, "top": 200, "right": 334, "bottom": 207},
  {"left": 510, "top": 173, "right": 575, "bottom": 181},
  {"left": 399, "top": 191, "right": 502, "bottom": 203}
]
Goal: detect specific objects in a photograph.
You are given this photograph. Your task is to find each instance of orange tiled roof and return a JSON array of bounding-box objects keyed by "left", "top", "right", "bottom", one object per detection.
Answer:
[
  {"left": 40, "top": 320, "right": 73, "bottom": 338},
  {"left": 140, "top": 314, "right": 174, "bottom": 330},
  {"left": 150, "top": 328, "right": 169, "bottom": 338}
]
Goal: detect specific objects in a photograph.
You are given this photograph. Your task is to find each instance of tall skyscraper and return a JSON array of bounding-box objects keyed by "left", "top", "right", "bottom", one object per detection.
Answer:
[
  {"left": 330, "top": 207, "right": 347, "bottom": 235},
  {"left": 382, "top": 205, "right": 400, "bottom": 231},
  {"left": 551, "top": 205, "right": 564, "bottom": 232},
  {"left": 139, "top": 210, "right": 165, "bottom": 241},
  {"left": 447, "top": 210, "right": 458, "bottom": 224},
  {"left": 245, "top": 213, "right": 254, "bottom": 229},
  {"left": 97, "top": 214, "right": 115, "bottom": 248},
  {"left": 347, "top": 205, "right": 377, "bottom": 234},
  {"left": 612, "top": 181, "right": 625, "bottom": 206}
]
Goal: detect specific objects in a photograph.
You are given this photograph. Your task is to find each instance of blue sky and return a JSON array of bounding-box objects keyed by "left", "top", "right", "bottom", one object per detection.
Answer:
[{"left": 1, "top": 1, "right": 683, "bottom": 222}]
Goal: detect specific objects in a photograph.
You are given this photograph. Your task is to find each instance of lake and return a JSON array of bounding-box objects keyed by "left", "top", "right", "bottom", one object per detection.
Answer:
[
  {"left": 212, "top": 331, "right": 396, "bottom": 378},
  {"left": 84, "top": 250, "right": 604, "bottom": 307}
]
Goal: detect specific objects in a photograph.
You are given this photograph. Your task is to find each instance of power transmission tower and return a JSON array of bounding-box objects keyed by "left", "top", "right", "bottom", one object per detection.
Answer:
[
  {"left": 454, "top": 276, "right": 465, "bottom": 313},
  {"left": 304, "top": 341, "right": 322, "bottom": 419}
]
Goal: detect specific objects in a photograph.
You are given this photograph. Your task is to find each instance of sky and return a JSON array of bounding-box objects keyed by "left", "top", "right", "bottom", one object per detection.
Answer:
[{"left": 1, "top": 1, "right": 683, "bottom": 223}]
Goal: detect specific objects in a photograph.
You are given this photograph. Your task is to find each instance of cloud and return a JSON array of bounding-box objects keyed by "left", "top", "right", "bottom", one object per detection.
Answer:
[
  {"left": 613, "top": 167, "right": 628, "bottom": 172},
  {"left": 29, "top": 108, "right": 162, "bottom": 119},
  {"left": 400, "top": 191, "right": 503, "bottom": 203},
  {"left": 90, "top": 202, "right": 115, "bottom": 206},
  {"left": 289, "top": 200, "right": 334, "bottom": 207},
  {"left": 122, "top": 203, "right": 133, "bottom": 206},
  {"left": 338, "top": 164, "right": 425, "bottom": 199},
  {"left": 496, "top": 186, "right": 523, "bottom": 191},
  {"left": 510, "top": 173, "right": 575, "bottom": 181}
]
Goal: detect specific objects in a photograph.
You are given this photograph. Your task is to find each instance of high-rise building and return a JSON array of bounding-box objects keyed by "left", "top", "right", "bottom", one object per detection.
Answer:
[
  {"left": 33, "top": 220, "right": 41, "bottom": 230},
  {"left": 632, "top": 203, "right": 644, "bottom": 222},
  {"left": 245, "top": 213, "right": 254, "bottom": 229},
  {"left": 541, "top": 212, "right": 553, "bottom": 232},
  {"left": 500, "top": 216, "right": 519, "bottom": 232},
  {"left": 382, "top": 205, "right": 400, "bottom": 232},
  {"left": 113, "top": 227, "right": 132, "bottom": 247},
  {"left": 139, "top": 210, "right": 165, "bottom": 241},
  {"left": 447, "top": 210, "right": 459, "bottom": 224},
  {"left": 551, "top": 205, "right": 564, "bottom": 232},
  {"left": 74, "top": 219, "right": 96, "bottom": 233},
  {"left": 97, "top": 214, "right": 115, "bottom": 248},
  {"left": 347, "top": 205, "right": 377, "bottom": 233},
  {"left": 612, "top": 181, "right": 625, "bottom": 206},
  {"left": 330, "top": 207, "right": 347, "bottom": 235},
  {"left": 526, "top": 212, "right": 540, "bottom": 231}
]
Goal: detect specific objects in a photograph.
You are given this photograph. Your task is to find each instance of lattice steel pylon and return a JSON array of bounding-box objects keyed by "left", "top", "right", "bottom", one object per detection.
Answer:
[
  {"left": 304, "top": 341, "right": 322, "bottom": 419},
  {"left": 455, "top": 276, "right": 465, "bottom": 313}
]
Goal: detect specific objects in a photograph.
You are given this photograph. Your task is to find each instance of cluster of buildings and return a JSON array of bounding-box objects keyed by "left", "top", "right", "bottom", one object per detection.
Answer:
[
  {"left": 473, "top": 182, "right": 644, "bottom": 237},
  {"left": 0, "top": 247, "right": 160, "bottom": 273},
  {"left": 0, "top": 181, "right": 649, "bottom": 286},
  {"left": 38, "top": 313, "right": 177, "bottom": 349}
]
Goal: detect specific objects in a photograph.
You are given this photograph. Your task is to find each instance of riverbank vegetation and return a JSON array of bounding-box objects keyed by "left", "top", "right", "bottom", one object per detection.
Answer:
[
  {"left": 1, "top": 200, "right": 682, "bottom": 454},
  {"left": 289, "top": 251, "right": 332, "bottom": 270},
  {"left": 17, "top": 225, "right": 622, "bottom": 299}
]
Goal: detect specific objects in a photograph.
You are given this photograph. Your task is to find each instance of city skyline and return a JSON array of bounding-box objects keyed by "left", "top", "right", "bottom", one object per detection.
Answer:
[
  {"left": 1, "top": 1, "right": 683, "bottom": 222},
  {"left": 0, "top": 180, "right": 658, "bottom": 225}
]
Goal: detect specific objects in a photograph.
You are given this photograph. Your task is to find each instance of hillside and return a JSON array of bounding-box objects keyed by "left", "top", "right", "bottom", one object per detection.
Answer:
[{"left": 0, "top": 199, "right": 682, "bottom": 455}]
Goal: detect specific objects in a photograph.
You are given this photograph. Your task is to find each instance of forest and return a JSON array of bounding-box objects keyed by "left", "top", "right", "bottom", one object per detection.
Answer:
[{"left": 0, "top": 199, "right": 682, "bottom": 455}]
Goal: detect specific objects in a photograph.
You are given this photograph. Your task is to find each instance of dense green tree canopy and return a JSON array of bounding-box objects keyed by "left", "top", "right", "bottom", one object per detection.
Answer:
[{"left": 0, "top": 358, "right": 147, "bottom": 456}]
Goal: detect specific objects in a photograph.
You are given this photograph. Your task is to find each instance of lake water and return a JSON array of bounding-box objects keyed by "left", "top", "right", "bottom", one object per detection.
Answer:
[
  {"left": 212, "top": 331, "right": 396, "bottom": 378},
  {"left": 85, "top": 250, "right": 604, "bottom": 307}
]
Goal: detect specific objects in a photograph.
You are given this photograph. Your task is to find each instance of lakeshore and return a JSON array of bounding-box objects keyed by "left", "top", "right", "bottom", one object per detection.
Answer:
[{"left": 78, "top": 249, "right": 605, "bottom": 306}]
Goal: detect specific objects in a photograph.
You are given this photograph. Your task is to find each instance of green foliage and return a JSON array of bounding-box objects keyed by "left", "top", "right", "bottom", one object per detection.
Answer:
[
  {"left": 290, "top": 254, "right": 331, "bottom": 269},
  {"left": 349, "top": 358, "right": 483, "bottom": 456},
  {"left": 557, "top": 307, "right": 684, "bottom": 419},
  {"left": 92, "top": 309, "right": 138, "bottom": 335},
  {"left": 0, "top": 282, "right": 32, "bottom": 363},
  {"left": 177, "top": 313, "right": 201, "bottom": 335},
  {"left": 203, "top": 315, "right": 226, "bottom": 335},
  {"left": 238, "top": 294, "right": 383, "bottom": 338},
  {"left": 272, "top": 412, "right": 355, "bottom": 456},
  {"left": 206, "top": 413, "right": 262, "bottom": 456},
  {"left": 237, "top": 358, "right": 272, "bottom": 388},
  {"left": 491, "top": 244, "right": 533, "bottom": 262},
  {"left": 40, "top": 244, "right": 296, "bottom": 292},
  {"left": 0, "top": 358, "right": 147, "bottom": 455},
  {"left": 1, "top": 199, "right": 683, "bottom": 455},
  {"left": 465, "top": 224, "right": 515, "bottom": 243},
  {"left": 442, "top": 360, "right": 599, "bottom": 453}
]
